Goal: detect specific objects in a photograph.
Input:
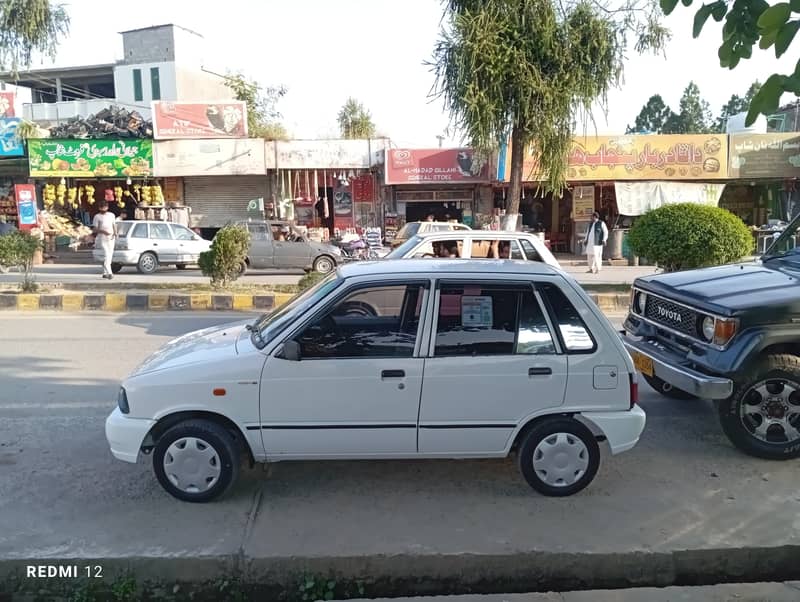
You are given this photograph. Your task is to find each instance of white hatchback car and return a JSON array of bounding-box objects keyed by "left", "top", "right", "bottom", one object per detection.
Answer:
[
  {"left": 106, "top": 260, "right": 645, "bottom": 502},
  {"left": 385, "top": 230, "right": 560, "bottom": 268}
]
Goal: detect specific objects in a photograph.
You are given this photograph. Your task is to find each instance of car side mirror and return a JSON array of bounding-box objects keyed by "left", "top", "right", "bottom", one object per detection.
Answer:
[{"left": 281, "top": 340, "right": 301, "bottom": 361}]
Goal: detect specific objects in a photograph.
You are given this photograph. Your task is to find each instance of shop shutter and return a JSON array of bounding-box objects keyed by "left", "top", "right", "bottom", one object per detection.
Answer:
[{"left": 184, "top": 176, "right": 267, "bottom": 228}]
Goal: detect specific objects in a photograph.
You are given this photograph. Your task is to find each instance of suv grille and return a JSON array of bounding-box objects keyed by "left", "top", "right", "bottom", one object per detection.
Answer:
[{"left": 644, "top": 296, "right": 697, "bottom": 337}]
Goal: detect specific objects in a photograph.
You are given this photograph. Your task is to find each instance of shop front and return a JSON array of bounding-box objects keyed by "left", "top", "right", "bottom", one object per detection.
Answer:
[{"left": 0, "top": 117, "right": 28, "bottom": 227}]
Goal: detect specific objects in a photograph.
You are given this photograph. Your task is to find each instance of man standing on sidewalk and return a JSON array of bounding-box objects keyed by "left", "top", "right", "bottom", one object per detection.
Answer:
[
  {"left": 92, "top": 202, "right": 117, "bottom": 279},
  {"left": 584, "top": 211, "right": 608, "bottom": 274}
]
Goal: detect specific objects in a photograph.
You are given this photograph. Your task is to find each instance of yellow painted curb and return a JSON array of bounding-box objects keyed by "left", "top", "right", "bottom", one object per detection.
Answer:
[
  {"left": 190, "top": 293, "right": 212, "bottom": 310},
  {"left": 274, "top": 293, "right": 293, "bottom": 308},
  {"left": 148, "top": 293, "right": 169, "bottom": 310},
  {"left": 17, "top": 294, "right": 39, "bottom": 310},
  {"left": 61, "top": 294, "right": 84, "bottom": 311},
  {"left": 105, "top": 293, "right": 127, "bottom": 312},
  {"left": 233, "top": 294, "right": 253, "bottom": 310}
]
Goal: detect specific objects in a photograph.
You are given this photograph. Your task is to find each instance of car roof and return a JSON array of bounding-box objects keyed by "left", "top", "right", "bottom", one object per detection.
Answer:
[
  {"left": 117, "top": 220, "right": 185, "bottom": 225},
  {"left": 337, "top": 258, "right": 563, "bottom": 278},
  {"left": 414, "top": 230, "right": 534, "bottom": 239}
]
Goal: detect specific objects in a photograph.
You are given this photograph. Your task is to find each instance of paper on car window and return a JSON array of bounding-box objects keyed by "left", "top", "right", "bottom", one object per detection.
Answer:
[{"left": 462, "top": 295, "right": 493, "bottom": 327}]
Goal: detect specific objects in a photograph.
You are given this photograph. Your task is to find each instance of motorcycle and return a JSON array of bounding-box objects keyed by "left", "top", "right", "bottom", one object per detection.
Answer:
[{"left": 332, "top": 236, "right": 379, "bottom": 261}]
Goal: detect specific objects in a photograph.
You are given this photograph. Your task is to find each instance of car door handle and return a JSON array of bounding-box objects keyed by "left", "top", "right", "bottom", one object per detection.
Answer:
[
  {"left": 381, "top": 369, "right": 405, "bottom": 379},
  {"left": 528, "top": 367, "right": 552, "bottom": 376},
  {"left": 152, "top": 243, "right": 158, "bottom": 247}
]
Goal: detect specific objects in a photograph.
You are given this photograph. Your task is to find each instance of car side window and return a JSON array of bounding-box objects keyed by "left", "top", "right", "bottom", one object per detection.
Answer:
[
  {"left": 434, "top": 283, "right": 555, "bottom": 357},
  {"left": 171, "top": 225, "right": 195, "bottom": 241},
  {"left": 431, "top": 240, "right": 461, "bottom": 258},
  {"left": 295, "top": 284, "right": 424, "bottom": 359},
  {"left": 411, "top": 242, "right": 435, "bottom": 258},
  {"left": 131, "top": 223, "right": 148, "bottom": 238},
  {"left": 538, "top": 282, "right": 596, "bottom": 352},
  {"left": 519, "top": 239, "right": 543, "bottom": 262},
  {"left": 508, "top": 240, "right": 524, "bottom": 260},
  {"left": 248, "top": 224, "right": 269, "bottom": 241},
  {"left": 150, "top": 223, "right": 172, "bottom": 239}
]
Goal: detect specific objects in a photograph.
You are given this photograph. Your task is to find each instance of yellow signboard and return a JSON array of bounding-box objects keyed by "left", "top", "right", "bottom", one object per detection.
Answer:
[{"left": 504, "top": 134, "right": 728, "bottom": 182}]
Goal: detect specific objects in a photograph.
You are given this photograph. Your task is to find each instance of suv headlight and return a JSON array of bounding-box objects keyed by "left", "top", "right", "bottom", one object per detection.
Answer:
[
  {"left": 701, "top": 316, "right": 715, "bottom": 342},
  {"left": 632, "top": 291, "right": 647, "bottom": 314}
]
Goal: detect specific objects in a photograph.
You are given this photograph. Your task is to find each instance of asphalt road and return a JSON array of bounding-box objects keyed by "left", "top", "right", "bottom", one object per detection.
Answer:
[{"left": 1, "top": 313, "right": 798, "bottom": 563}]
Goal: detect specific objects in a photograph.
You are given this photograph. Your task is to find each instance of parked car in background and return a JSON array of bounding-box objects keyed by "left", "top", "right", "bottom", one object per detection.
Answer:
[
  {"left": 390, "top": 221, "right": 471, "bottom": 248},
  {"left": 385, "top": 230, "right": 561, "bottom": 268},
  {"left": 95, "top": 221, "right": 212, "bottom": 274},
  {"left": 234, "top": 220, "right": 342, "bottom": 274},
  {"left": 105, "top": 259, "right": 645, "bottom": 502}
]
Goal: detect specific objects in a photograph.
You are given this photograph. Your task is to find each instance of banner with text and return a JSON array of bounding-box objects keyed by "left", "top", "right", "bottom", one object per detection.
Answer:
[
  {"left": 385, "top": 148, "right": 491, "bottom": 185},
  {"left": 614, "top": 181, "right": 725, "bottom": 216},
  {"left": 504, "top": 134, "right": 728, "bottom": 181},
  {"left": 729, "top": 133, "right": 800, "bottom": 178},
  {"left": 152, "top": 101, "right": 248, "bottom": 139},
  {"left": 28, "top": 139, "right": 153, "bottom": 178},
  {"left": 0, "top": 118, "right": 23, "bottom": 157}
]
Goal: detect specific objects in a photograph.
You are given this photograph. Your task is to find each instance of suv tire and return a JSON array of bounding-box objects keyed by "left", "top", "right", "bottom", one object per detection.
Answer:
[
  {"left": 518, "top": 417, "right": 600, "bottom": 496},
  {"left": 719, "top": 353, "right": 800, "bottom": 460},
  {"left": 642, "top": 373, "right": 697, "bottom": 400}
]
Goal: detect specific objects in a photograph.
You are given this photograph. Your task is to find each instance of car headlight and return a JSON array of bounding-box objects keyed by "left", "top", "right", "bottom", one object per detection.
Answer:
[
  {"left": 701, "top": 316, "right": 715, "bottom": 342},
  {"left": 117, "top": 387, "right": 129, "bottom": 414},
  {"left": 635, "top": 292, "right": 647, "bottom": 314}
]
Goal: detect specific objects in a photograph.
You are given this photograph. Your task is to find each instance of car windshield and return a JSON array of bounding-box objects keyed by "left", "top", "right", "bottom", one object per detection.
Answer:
[
  {"left": 384, "top": 235, "right": 425, "bottom": 258},
  {"left": 250, "top": 273, "right": 342, "bottom": 348},
  {"left": 761, "top": 212, "right": 800, "bottom": 264},
  {"left": 395, "top": 222, "right": 420, "bottom": 239}
]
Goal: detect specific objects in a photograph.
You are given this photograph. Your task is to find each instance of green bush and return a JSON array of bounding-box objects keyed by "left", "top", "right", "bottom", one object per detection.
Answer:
[
  {"left": 297, "top": 270, "right": 327, "bottom": 291},
  {"left": 0, "top": 231, "right": 41, "bottom": 292},
  {"left": 199, "top": 225, "right": 250, "bottom": 289},
  {"left": 627, "top": 203, "right": 753, "bottom": 272}
]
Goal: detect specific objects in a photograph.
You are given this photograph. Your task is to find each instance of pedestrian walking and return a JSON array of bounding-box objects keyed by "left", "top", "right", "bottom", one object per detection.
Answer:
[
  {"left": 584, "top": 211, "right": 608, "bottom": 274},
  {"left": 92, "top": 202, "right": 117, "bottom": 279}
]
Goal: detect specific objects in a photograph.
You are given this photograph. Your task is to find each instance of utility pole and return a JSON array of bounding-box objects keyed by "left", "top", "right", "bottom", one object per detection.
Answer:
[{"left": 436, "top": 135, "right": 444, "bottom": 148}]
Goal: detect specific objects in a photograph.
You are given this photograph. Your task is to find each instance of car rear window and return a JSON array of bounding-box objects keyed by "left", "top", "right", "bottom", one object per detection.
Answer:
[
  {"left": 538, "top": 283, "right": 596, "bottom": 353},
  {"left": 116, "top": 222, "right": 133, "bottom": 237}
]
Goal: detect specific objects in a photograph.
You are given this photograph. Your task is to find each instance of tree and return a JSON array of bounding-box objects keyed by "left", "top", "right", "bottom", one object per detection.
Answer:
[
  {"left": 661, "top": 81, "right": 712, "bottom": 134},
  {"left": 224, "top": 73, "right": 288, "bottom": 139},
  {"left": 0, "top": 0, "right": 69, "bottom": 74},
  {"left": 337, "top": 98, "right": 376, "bottom": 139},
  {"left": 663, "top": 0, "right": 800, "bottom": 125},
  {"left": 626, "top": 94, "right": 676, "bottom": 133},
  {"left": 714, "top": 81, "right": 762, "bottom": 132},
  {"left": 430, "top": 0, "right": 667, "bottom": 226}
]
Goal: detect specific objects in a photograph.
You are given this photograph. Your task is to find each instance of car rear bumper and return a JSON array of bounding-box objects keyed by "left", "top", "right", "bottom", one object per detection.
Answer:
[
  {"left": 105, "top": 407, "right": 156, "bottom": 463},
  {"left": 621, "top": 333, "right": 733, "bottom": 400},
  {"left": 581, "top": 405, "right": 646, "bottom": 455},
  {"left": 92, "top": 249, "right": 140, "bottom": 264}
]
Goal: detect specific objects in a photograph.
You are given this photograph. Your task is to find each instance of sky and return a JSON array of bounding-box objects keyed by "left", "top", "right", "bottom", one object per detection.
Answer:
[{"left": 34, "top": 0, "right": 800, "bottom": 147}]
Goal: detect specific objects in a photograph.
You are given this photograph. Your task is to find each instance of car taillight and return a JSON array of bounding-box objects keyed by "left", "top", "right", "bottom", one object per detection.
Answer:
[{"left": 629, "top": 374, "right": 638, "bottom": 409}]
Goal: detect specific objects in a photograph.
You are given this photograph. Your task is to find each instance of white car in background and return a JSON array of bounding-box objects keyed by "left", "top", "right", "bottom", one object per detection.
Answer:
[
  {"left": 93, "top": 220, "right": 212, "bottom": 274},
  {"left": 106, "top": 259, "right": 644, "bottom": 502},
  {"left": 385, "top": 230, "right": 560, "bottom": 268}
]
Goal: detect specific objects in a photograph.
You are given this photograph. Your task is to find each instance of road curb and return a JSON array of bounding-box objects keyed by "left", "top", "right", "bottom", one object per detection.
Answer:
[{"left": 0, "top": 291, "right": 629, "bottom": 313}]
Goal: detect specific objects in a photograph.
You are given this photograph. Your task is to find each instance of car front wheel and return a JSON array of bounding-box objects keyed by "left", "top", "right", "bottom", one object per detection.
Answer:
[
  {"left": 719, "top": 354, "right": 800, "bottom": 460},
  {"left": 152, "top": 419, "right": 241, "bottom": 502},
  {"left": 517, "top": 417, "right": 600, "bottom": 496},
  {"left": 111, "top": 263, "right": 123, "bottom": 274}
]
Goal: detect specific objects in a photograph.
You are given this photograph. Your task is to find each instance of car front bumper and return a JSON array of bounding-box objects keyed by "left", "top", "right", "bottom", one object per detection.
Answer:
[
  {"left": 581, "top": 405, "right": 646, "bottom": 455},
  {"left": 621, "top": 332, "right": 733, "bottom": 400},
  {"left": 105, "top": 407, "right": 156, "bottom": 463}
]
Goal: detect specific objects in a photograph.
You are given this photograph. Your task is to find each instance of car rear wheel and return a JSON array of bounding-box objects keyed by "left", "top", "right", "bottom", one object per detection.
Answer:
[
  {"left": 517, "top": 417, "right": 600, "bottom": 496},
  {"left": 110, "top": 263, "right": 123, "bottom": 274},
  {"left": 137, "top": 252, "right": 159, "bottom": 274},
  {"left": 313, "top": 255, "right": 335, "bottom": 274},
  {"left": 642, "top": 373, "right": 697, "bottom": 400},
  {"left": 719, "top": 354, "right": 800, "bottom": 460},
  {"left": 152, "top": 419, "right": 241, "bottom": 503},
  {"left": 175, "top": 263, "right": 188, "bottom": 270}
]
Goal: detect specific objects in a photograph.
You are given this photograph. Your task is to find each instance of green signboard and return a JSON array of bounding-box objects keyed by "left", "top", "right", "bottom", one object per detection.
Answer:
[{"left": 28, "top": 139, "right": 153, "bottom": 178}]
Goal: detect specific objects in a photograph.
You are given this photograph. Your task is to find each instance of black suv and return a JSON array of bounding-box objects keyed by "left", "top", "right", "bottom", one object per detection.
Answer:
[{"left": 622, "top": 216, "right": 800, "bottom": 460}]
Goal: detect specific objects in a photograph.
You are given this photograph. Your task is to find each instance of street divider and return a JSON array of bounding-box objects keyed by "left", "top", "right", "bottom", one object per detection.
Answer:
[{"left": 0, "top": 291, "right": 630, "bottom": 313}]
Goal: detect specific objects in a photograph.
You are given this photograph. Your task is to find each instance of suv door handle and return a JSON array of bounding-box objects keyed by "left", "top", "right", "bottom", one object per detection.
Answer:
[
  {"left": 528, "top": 367, "right": 552, "bottom": 376},
  {"left": 381, "top": 369, "right": 405, "bottom": 379}
]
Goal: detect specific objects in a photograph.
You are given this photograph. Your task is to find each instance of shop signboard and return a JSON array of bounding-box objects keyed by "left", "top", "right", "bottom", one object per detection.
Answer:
[
  {"left": 0, "top": 92, "right": 15, "bottom": 118},
  {"left": 28, "top": 139, "right": 153, "bottom": 178},
  {"left": 572, "top": 185, "right": 595, "bottom": 218},
  {"left": 275, "top": 139, "right": 383, "bottom": 169},
  {"left": 154, "top": 138, "right": 266, "bottom": 176},
  {"left": 729, "top": 133, "right": 800, "bottom": 178},
  {"left": 352, "top": 174, "right": 374, "bottom": 203},
  {"left": 385, "top": 148, "right": 491, "bottom": 185},
  {"left": 14, "top": 184, "right": 37, "bottom": 230},
  {"left": 0, "top": 118, "right": 23, "bottom": 157},
  {"left": 614, "top": 181, "right": 726, "bottom": 216},
  {"left": 152, "top": 101, "right": 248, "bottom": 139},
  {"left": 503, "top": 134, "right": 728, "bottom": 181}
]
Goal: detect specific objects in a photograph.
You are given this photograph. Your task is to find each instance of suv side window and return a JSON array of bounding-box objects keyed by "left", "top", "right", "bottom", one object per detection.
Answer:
[
  {"left": 433, "top": 283, "right": 556, "bottom": 357},
  {"left": 131, "top": 223, "right": 148, "bottom": 238},
  {"left": 295, "top": 284, "right": 425, "bottom": 359},
  {"left": 538, "top": 282, "right": 596, "bottom": 352},
  {"left": 519, "top": 239, "right": 543, "bottom": 262},
  {"left": 150, "top": 223, "right": 172, "bottom": 239}
]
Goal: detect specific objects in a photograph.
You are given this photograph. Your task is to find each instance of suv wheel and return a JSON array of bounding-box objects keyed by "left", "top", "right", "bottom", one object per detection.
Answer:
[
  {"left": 152, "top": 419, "right": 241, "bottom": 502},
  {"left": 642, "top": 374, "right": 696, "bottom": 400},
  {"left": 517, "top": 417, "right": 600, "bottom": 496},
  {"left": 313, "top": 255, "right": 335, "bottom": 274},
  {"left": 719, "top": 354, "right": 800, "bottom": 460},
  {"left": 137, "top": 252, "right": 159, "bottom": 274}
]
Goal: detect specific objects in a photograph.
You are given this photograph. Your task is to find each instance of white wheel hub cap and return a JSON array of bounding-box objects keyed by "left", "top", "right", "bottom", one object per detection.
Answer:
[
  {"left": 163, "top": 437, "right": 221, "bottom": 493},
  {"left": 532, "top": 432, "right": 589, "bottom": 487}
]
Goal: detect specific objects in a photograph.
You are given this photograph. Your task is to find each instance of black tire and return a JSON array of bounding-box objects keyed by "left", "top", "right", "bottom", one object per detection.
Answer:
[
  {"left": 175, "top": 263, "right": 188, "bottom": 270},
  {"left": 518, "top": 417, "right": 600, "bottom": 496},
  {"left": 110, "top": 263, "right": 123, "bottom": 274},
  {"left": 137, "top": 252, "right": 159, "bottom": 274},
  {"left": 642, "top": 373, "right": 697, "bottom": 400},
  {"left": 238, "top": 260, "right": 248, "bottom": 276},
  {"left": 152, "top": 419, "right": 241, "bottom": 503},
  {"left": 313, "top": 255, "right": 335, "bottom": 274},
  {"left": 718, "top": 354, "right": 800, "bottom": 460}
]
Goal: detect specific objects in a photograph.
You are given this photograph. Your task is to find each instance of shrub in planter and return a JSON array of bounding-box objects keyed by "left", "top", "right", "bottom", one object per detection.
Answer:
[
  {"left": 627, "top": 203, "right": 753, "bottom": 272},
  {"left": 0, "top": 231, "right": 42, "bottom": 292},
  {"left": 297, "top": 270, "right": 327, "bottom": 291},
  {"left": 198, "top": 225, "right": 250, "bottom": 289}
]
